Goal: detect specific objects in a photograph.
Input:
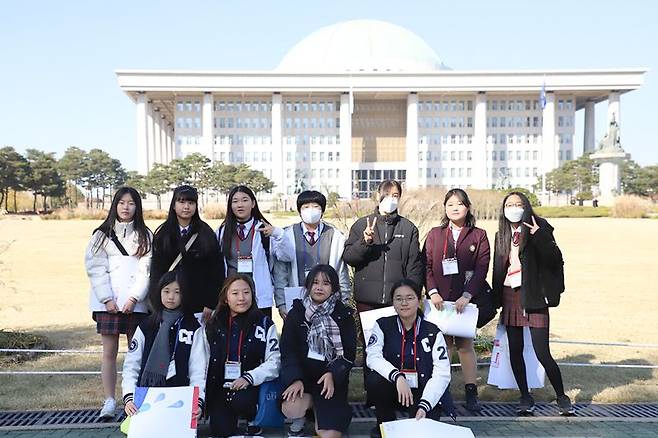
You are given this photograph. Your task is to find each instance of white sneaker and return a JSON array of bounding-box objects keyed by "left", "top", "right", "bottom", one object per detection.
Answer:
[
  {"left": 99, "top": 398, "right": 116, "bottom": 418},
  {"left": 288, "top": 417, "right": 305, "bottom": 436}
]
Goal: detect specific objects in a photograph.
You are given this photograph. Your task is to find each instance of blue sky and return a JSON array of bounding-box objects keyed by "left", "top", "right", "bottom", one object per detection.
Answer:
[{"left": 1, "top": 0, "right": 656, "bottom": 168}]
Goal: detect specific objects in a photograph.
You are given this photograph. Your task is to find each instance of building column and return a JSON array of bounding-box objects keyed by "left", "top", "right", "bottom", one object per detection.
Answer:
[
  {"left": 339, "top": 92, "right": 353, "bottom": 199},
  {"left": 159, "top": 116, "right": 167, "bottom": 164},
  {"left": 405, "top": 93, "right": 419, "bottom": 189},
  {"left": 271, "top": 93, "right": 284, "bottom": 195},
  {"left": 541, "top": 92, "right": 557, "bottom": 191},
  {"left": 153, "top": 110, "right": 162, "bottom": 165},
  {"left": 202, "top": 92, "right": 214, "bottom": 162},
  {"left": 136, "top": 92, "right": 149, "bottom": 175},
  {"left": 608, "top": 91, "right": 620, "bottom": 127},
  {"left": 584, "top": 100, "right": 596, "bottom": 154},
  {"left": 472, "top": 92, "right": 488, "bottom": 189},
  {"left": 165, "top": 122, "right": 172, "bottom": 163},
  {"left": 146, "top": 103, "right": 156, "bottom": 173}
]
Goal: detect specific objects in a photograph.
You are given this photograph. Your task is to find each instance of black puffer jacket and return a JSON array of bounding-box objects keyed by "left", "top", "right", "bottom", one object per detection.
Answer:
[
  {"left": 343, "top": 211, "right": 424, "bottom": 306},
  {"left": 492, "top": 217, "right": 565, "bottom": 311}
]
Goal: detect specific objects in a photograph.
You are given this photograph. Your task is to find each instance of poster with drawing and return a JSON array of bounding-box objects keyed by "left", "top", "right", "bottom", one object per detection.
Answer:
[{"left": 127, "top": 386, "right": 199, "bottom": 438}]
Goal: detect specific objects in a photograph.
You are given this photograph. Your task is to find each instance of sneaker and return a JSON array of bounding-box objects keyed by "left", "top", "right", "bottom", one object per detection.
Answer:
[
  {"left": 288, "top": 417, "right": 305, "bottom": 436},
  {"left": 516, "top": 394, "right": 535, "bottom": 415},
  {"left": 243, "top": 424, "right": 263, "bottom": 435},
  {"left": 464, "top": 383, "right": 482, "bottom": 412},
  {"left": 99, "top": 398, "right": 116, "bottom": 419},
  {"left": 557, "top": 395, "right": 575, "bottom": 416},
  {"left": 370, "top": 425, "right": 383, "bottom": 438}
]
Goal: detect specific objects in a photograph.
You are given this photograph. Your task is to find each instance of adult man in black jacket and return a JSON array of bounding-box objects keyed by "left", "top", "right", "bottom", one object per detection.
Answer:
[{"left": 343, "top": 180, "right": 424, "bottom": 312}]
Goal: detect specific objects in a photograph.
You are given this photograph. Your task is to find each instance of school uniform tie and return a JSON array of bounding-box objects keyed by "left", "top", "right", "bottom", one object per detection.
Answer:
[
  {"left": 238, "top": 224, "right": 246, "bottom": 240},
  {"left": 307, "top": 231, "right": 316, "bottom": 245},
  {"left": 180, "top": 228, "right": 188, "bottom": 238},
  {"left": 512, "top": 231, "right": 520, "bottom": 247}
]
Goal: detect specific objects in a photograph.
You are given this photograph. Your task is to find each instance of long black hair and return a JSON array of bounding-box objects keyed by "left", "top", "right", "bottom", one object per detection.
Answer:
[
  {"left": 303, "top": 264, "right": 341, "bottom": 299},
  {"left": 147, "top": 270, "right": 190, "bottom": 326},
  {"left": 220, "top": 185, "right": 271, "bottom": 255},
  {"left": 153, "top": 185, "right": 211, "bottom": 256},
  {"left": 495, "top": 191, "right": 538, "bottom": 261},
  {"left": 91, "top": 186, "right": 151, "bottom": 257},
  {"left": 440, "top": 188, "right": 476, "bottom": 228},
  {"left": 206, "top": 274, "right": 259, "bottom": 338}
]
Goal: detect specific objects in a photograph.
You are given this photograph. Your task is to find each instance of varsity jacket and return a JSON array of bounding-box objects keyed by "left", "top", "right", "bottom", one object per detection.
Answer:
[
  {"left": 366, "top": 315, "right": 451, "bottom": 413},
  {"left": 122, "top": 315, "right": 208, "bottom": 409},
  {"left": 85, "top": 220, "right": 152, "bottom": 313},
  {"left": 272, "top": 221, "right": 351, "bottom": 310},
  {"left": 203, "top": 308, "right": 280, "bottom": 401}
]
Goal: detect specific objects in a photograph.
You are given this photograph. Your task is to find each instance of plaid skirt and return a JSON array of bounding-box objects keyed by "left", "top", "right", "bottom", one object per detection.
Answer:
[
  {"left": 500, "top": 287, "right": 549, "bottom": 328},
  {"left": 92, "top": 311, "right": 146, "bottom": 336}
]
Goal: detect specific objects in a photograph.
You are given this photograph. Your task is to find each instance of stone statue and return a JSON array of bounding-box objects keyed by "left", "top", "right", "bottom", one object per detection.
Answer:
[{"left": 598, "top": 115, "right": 623, "bottom": 152}]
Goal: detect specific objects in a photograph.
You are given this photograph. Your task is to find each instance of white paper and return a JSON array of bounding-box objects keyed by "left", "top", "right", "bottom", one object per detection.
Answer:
[
  {"left": 381, "top": 418, "right": 474, "bottom": 437},
  {"left": 423, "top": 300, "right": 478, "bottom": 339},
  {"left": 359, "top": 306, "right": 397, "bottom": 345},
  {"left": 487, "top": 324, "right": 545, "bottom": 389},
  {"left": 128, "top": 386, "right": 198, "bottom": 438},
  {"left": 284, "top": 287, "right": 305, "bottom": 312}
]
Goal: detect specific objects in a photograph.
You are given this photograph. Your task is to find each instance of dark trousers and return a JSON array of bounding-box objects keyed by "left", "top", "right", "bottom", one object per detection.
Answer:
[
  {"left": 365, "top": 372, "right": 442, "bottom": 425},
  {"left": 208, "top": 386, "right": 259, "bottom": 437}
]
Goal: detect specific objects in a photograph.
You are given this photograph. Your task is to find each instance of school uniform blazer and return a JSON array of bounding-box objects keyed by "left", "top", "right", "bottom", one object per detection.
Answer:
[
  {"left": 279, "top": 299, "right": 356, "bottom": 389},
  {"left": 272, "top": 221, "right": 351, "bottom": 310},
  {"left": 85, "top": 220, "right": 152, "bottom": 313},
  {"left": 492, "top": 217, "right": 565, "bottom": 311},
  {"left": 366, "top": 315, "right": 451, "bottom": 413},
  {"left": 203, "top": 309, "right": 280, "bottom": 402},
  {"left": 216, "top": 220, "right": 293, "bottom": 309},
  {"left": 122, "top": 316, "right": 208, "bottom": 408},
  {"left": 423, "top": 225, "right": 490, "bottom": 301}
]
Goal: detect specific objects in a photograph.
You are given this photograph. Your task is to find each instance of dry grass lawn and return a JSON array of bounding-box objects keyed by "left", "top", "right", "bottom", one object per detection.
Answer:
[{"left": 1, "top": 215, "right": 657, "bottom": 409}]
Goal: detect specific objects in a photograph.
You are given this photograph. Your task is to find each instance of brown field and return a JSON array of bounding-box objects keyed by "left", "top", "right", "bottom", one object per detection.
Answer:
[{"left": 1, "top": 216, "right": 657, "bottom": 409}]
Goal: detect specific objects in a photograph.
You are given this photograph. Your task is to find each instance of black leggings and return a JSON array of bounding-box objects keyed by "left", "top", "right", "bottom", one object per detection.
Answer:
[{"left": 506, "top": 325, "right": 565, "bottom": 397}]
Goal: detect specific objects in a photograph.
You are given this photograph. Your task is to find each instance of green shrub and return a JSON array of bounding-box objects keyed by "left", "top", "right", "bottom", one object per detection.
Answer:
[{"left": 534, "top": 206, "right": 610, "bottom": 218}]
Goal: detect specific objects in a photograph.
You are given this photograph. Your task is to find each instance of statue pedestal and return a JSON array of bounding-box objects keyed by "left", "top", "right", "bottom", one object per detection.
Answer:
[{"left": 590, "top": 150, "right": 629, "bottom": 206}]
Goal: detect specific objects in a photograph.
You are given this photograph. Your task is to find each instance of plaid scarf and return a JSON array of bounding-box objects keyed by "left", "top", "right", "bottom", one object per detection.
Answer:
[
  {"left": 140, "top": 309, "right": 182, "bottom": 387},
  {"left": 303, "top": 292, "right": 343, "bottom": 362}
]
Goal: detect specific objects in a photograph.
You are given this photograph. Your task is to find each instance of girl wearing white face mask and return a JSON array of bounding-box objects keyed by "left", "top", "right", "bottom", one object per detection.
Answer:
[
  {"left": 272, "top": 190, "right": 352, "bottom": 321},
  {"left": 491, "top": 192, "right": 573, "bottom": 417}
]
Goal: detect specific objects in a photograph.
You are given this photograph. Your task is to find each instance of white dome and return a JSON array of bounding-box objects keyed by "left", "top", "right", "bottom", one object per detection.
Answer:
[{"left": 276, "top": 20, "right": 447, "bottom": 73}]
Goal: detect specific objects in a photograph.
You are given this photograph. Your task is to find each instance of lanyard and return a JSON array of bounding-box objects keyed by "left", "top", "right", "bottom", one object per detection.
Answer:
[
  {"left": 234, "top": 221, "right": 256, "bottom": 257},
  {"left": 301, "top": 223, "right": 322, "bottom": 270},
  {"left": 399, "top": 317, "right": 419, "bottom": 371},
  {"left": 226, "top": 315, "right": 244, "bottom": 362},
  {"left": 442, "top": 226, "right": 460, "bottom": 260},
  {"left": 170, "top": 316, "right": 184, "bottom": 360}
]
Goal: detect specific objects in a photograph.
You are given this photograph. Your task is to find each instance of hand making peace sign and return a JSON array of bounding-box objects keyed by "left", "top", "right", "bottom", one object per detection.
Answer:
[
  {"left": 523, "top": 215, "right": 540, "bottom": 235},
  {"left": 363, "top": 216, "right": 377, "bottom": 244}
]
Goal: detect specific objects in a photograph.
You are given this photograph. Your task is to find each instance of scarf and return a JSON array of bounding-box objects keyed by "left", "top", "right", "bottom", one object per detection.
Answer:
[
  {"left": 303, "top": 292, "right": 343, "bottom": 362},
  {"left": 140, "top": 308, "right": 183, "bottom": 387}
]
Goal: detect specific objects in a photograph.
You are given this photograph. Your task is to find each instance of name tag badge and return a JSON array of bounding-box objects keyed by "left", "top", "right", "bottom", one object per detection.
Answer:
[
  {"left": 307, "top": 349, "right": 324, "bottom": 361},
  {"left": 442, "top": 258, "right": 459, "bottom": 275},
  {"left": 404, "top": 371, "right": 419, "bottom": 389},
  {"left": 166, "top": 360, "right": 177, "bottom": 380},
  {"left": 508, "top": 269, "right": 522, "bottom": 289},
  {"left": 224, "top": 361, "right": 242, "bottom": 381},
  {"left": 237, "top": 256, "right": 253, "bottom": 273}
]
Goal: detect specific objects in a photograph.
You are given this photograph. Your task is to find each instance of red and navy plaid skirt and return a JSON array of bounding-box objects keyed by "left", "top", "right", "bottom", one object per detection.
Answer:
[
  {"left": 92, "top": 312, "right": 147, "bottom": 336},
  {"left": 500, "top": 287, "right": 549, "bottom": 328}
]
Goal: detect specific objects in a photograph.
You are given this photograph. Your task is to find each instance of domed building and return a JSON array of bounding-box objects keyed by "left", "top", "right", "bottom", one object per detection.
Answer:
[{"left": 116, "top": 19, "right": 646, "bottom": 199}]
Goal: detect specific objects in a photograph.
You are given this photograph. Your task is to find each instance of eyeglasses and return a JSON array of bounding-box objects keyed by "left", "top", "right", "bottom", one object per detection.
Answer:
[{"left": 393, "top": 296, "right": 418, "bottom": 304}]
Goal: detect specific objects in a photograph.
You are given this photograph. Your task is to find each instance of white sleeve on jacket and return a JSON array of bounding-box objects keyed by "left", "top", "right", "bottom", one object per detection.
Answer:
[
  {"left": 272, "top": 258, "right": 291, "bottom": 309},
  {"left": 121, "top": 327, "right": 145, "bottom": 402},
  {"left": 270, "top": 226, "right": 295, "bottom": 263},
  {"left": 188, "top": 326, "right": 209, "bottom": 402},
  {"left": 338, "top": 259, "right": 352, "bottom": 304},
  {"left": 127, "top": 232, "right": 153, "bottom": 302},
  {"left": 244, "top": 324, "right": 281, "bottom": 386},
  {"left": 365, "top": 321, "right": 402, "bottom": 383},
  {"left": 418, "top": 332, "right": 451, "bottom": 413},
  {"left": 84, "top": 231, "right": 113, "bottom": 304}
]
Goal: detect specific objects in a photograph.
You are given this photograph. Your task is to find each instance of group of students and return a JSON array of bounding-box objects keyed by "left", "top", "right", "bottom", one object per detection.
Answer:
[{"left": 85, "top": 180, "right": 573, "bottom": 438}]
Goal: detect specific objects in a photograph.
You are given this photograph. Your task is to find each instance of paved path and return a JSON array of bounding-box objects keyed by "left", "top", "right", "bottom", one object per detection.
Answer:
[{"left": 2, "top": 419, "right": 658, "bottom": 438}]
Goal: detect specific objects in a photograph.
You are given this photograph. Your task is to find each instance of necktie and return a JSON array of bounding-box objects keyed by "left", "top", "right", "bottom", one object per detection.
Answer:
[
  {"left": 308, "top": 231, "right": 316, "bottom": 245},
  {"left": 238, "top": 224, "right": 246, "bottom": 240},
  {"left": 181, "top": 228, "right": 188, "bottom": 238},
  {"left": 512, "top": 231, "right": 520, "bottom": 247}
]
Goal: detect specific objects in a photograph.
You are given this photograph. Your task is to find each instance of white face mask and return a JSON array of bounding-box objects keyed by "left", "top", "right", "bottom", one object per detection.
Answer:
[
  {"left": 504, "top": 207, "right": 524, "bottom": 223},
  {"left": 379, "top": 196, "right": 399, "bottom": 214},
  {"left": 300, "top": 207, "right": 322, "bottom": 225}
]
